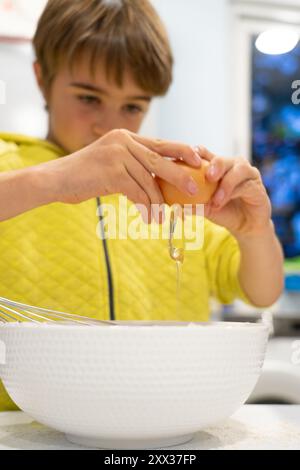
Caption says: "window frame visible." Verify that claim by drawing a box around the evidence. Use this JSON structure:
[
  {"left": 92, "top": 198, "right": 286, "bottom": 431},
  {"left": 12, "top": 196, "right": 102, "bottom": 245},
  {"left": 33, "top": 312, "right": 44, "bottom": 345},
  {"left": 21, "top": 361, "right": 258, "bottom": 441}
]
[{"left": 231, "top": 0, "right": 300, "bottom": 160}]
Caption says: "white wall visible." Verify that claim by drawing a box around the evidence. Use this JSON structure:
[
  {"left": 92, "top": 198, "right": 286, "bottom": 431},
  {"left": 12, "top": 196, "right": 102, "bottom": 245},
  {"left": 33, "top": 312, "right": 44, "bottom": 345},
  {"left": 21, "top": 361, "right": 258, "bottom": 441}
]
[
  {"left": 151, "top": 0, "right": 232, "bottom": 154},
  {"left": 0, "top": 42, "right": 47, "bottom": 137}
]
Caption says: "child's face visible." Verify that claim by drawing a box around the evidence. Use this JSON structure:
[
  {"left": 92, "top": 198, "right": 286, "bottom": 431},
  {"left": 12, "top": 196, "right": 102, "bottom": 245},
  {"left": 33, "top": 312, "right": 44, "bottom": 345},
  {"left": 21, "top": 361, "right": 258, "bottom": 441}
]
[{"left": 35, "top": 57, "right": 152, "bottom": 153}]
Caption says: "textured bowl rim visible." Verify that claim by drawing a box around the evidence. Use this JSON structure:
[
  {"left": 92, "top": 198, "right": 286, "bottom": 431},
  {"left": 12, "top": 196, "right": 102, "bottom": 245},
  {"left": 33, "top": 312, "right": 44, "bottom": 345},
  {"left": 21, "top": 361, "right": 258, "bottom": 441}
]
[{"left": 0, "top": 321, "right": 269, "bottom": 333}]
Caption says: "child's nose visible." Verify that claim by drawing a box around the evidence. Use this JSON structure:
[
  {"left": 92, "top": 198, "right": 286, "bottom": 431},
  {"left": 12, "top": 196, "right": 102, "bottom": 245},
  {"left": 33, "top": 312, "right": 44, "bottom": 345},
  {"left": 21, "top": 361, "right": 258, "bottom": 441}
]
[
  {"left": 92, "top": 125, "right": 105, "bottom": 139},
  {"left": 92, "top": 124, "right": 109, "bottom": 138},
  {"left": 92, "top": 123, "right": 117, "bottom": 139}
]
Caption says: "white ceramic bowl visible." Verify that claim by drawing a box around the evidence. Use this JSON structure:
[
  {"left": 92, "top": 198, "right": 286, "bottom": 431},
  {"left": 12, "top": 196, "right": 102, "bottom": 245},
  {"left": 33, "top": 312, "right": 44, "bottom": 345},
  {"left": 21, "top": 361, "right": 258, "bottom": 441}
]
[{"left": 0, "top": 321, "right": 268, "bottom": 449}]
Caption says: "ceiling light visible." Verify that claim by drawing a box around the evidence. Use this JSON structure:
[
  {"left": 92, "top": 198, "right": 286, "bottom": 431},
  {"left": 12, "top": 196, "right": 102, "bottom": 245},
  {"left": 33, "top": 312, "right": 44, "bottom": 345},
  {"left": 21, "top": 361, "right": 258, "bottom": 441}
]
[{"left": 255, "top": 28, "right": 299, "bottom": 55}]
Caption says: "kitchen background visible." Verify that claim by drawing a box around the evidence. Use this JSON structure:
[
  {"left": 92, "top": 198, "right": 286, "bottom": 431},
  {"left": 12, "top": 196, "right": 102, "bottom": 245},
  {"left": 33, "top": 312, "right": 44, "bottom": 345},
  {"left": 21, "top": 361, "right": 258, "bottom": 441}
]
[{"left": 0, "top": 0, "right": 300, "bottom": 403}]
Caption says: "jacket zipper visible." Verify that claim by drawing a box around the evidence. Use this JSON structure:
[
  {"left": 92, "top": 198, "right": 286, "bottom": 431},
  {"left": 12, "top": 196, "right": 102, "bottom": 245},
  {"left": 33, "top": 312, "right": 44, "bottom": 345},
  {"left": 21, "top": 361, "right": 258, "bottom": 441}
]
[{"left": 96, "top": 197, "right": 115, "bottom": 321}]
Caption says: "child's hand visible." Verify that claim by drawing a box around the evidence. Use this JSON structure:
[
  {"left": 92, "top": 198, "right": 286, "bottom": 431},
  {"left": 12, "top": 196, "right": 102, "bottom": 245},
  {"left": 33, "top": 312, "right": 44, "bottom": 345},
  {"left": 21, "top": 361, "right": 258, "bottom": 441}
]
[
  {"left": 46, "top": 129, "right": 202, "bottom": 223},
  {"left": 197, "top": 146, "right": 272, "bottom": 238}
]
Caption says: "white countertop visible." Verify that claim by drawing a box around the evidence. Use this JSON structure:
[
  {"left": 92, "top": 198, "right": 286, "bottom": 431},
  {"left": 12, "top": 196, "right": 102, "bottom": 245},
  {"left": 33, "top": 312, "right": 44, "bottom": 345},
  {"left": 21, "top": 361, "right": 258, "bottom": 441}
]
[{"left": 0, "top": 405, "right": 300, "bottom": 450}]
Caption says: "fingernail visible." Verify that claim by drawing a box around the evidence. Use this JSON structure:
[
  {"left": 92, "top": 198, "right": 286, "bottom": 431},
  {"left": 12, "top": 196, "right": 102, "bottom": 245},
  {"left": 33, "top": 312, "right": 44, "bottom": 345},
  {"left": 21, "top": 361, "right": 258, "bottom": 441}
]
[
  {"left": 208, "top": 164, "right": 217, "bottom": 179},
  {"left": 191, "top": 146, "right": 202, "bottom": 164},
  {"left": 194, "top": 145, "right": 204, "bottom": 156},
  {"left": 214, "top": 188, "right": 225, "bottom": 205},
  {"left": 194, "top": 152, "right": 202, "bottom": 164},
  {"left": 187, "top": 178, "right": 199, "bottom": 195}
]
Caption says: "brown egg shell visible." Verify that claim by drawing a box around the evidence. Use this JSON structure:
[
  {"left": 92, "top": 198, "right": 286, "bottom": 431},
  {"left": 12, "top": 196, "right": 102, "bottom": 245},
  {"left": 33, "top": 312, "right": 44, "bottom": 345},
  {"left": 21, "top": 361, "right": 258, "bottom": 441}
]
[{"left": 156, "top": 160, "right": 218, "bottom": 206}]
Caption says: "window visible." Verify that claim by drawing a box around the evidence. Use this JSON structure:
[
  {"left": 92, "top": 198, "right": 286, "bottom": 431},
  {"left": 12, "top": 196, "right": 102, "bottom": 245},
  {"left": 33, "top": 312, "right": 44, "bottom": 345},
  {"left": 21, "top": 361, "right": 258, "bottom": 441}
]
[
  {"left": 232, "top": 0, "right": 300, "bottom": 259},
  {"left": 252, "top": 38, "right": 300, "bottom": 258}
]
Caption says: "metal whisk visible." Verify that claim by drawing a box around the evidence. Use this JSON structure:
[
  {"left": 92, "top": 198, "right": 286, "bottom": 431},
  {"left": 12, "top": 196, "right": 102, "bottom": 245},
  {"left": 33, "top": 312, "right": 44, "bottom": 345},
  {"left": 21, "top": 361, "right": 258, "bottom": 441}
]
[{"left": 0, "top": 296, "right": 118, "bottom": 326}]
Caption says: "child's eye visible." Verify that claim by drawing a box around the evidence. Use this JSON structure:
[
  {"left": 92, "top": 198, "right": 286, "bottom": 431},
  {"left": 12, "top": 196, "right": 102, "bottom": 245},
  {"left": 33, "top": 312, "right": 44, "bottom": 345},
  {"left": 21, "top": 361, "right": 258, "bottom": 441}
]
[
  {"left": 124, "top": 104, "right": 143, "bottom": 115},
  {"left": 77, "top": 95, "right": 101, "bottom": 105}
]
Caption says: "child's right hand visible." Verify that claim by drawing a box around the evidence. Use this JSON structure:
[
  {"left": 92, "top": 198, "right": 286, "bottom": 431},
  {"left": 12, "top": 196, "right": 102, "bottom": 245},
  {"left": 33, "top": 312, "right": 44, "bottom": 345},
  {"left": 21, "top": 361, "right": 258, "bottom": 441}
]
[{"left": 43, "top": 129, "right": 202, "bottom": 223}]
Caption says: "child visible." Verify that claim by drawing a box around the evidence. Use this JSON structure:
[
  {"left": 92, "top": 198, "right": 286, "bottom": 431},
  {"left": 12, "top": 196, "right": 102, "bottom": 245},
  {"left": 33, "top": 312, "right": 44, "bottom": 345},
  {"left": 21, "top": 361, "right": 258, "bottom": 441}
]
[{"left": 0, "top": 0, "right": 283, "bottom": 411}]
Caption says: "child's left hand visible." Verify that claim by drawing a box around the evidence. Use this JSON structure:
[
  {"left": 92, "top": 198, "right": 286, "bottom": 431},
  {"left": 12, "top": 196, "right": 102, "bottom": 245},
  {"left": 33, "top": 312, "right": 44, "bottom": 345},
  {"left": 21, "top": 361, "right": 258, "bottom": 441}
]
[{"left": 197, "top": 146, "right": 272, "bottom": 238}]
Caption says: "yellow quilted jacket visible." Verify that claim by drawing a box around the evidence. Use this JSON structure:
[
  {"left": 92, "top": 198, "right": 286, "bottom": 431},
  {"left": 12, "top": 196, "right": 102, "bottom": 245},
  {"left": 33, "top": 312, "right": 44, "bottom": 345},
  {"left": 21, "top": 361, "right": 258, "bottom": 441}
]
[{"left": 0, "top": 133, "right": 252, "bottom": 411}]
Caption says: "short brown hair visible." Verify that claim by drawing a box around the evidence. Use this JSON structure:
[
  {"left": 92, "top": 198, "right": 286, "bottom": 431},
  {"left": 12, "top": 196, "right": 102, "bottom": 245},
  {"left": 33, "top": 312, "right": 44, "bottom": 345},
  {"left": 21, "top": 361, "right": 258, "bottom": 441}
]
[{"left": 33, "top": 0, "right": 173, "bottom": 96}]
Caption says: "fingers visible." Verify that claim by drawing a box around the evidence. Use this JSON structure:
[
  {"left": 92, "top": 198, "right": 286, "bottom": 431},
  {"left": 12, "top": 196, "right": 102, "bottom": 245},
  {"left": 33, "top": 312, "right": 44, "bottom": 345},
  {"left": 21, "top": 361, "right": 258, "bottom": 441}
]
[
  {"left": 126, "top": 137, "right": 199, "bottom": 197},
  {"left": 229, "top": 178, "right": 269, "bottom": 206},
  {"left": 194, "top": 146, "right": 215, "bottom": 162},
  {"left": 102, "top": 130, "right": 201, "bottom": 197},
  {"left": 128, "top": 132, "right": 202, "bottom": 167},
  {"left": 205, "top": 156, "right": 237, "bottom": 183},
  {"left": 125, "top": 158, "right": 165, "bottom": 224},
  {"left": 210, "top": 161, "right": 261, "bottom": 209},
  {"left": 102, "top": 131, "right": 265, "bottom": 221},
  {"left": 119, "top": 169, "right": 152, "bottom": 224}
]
